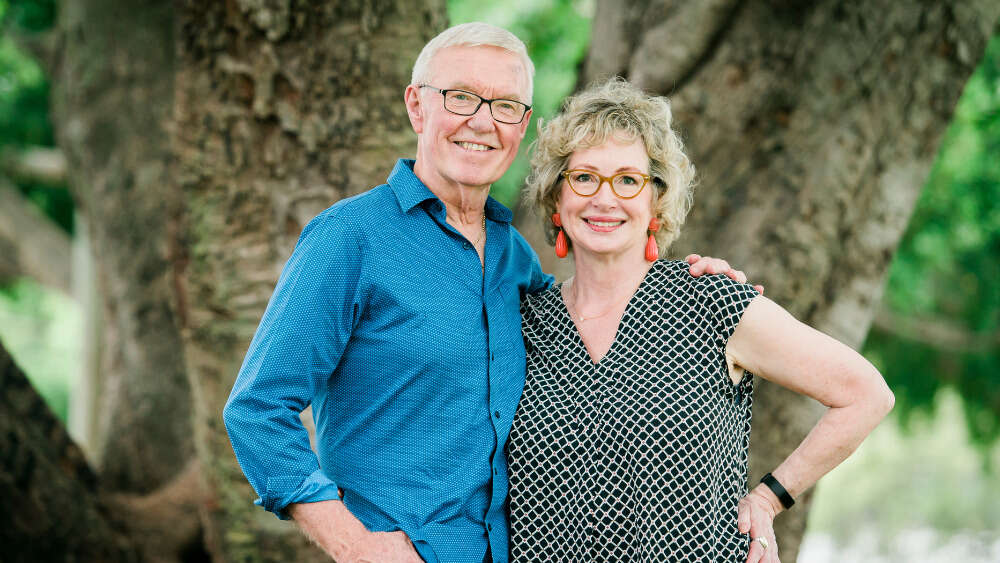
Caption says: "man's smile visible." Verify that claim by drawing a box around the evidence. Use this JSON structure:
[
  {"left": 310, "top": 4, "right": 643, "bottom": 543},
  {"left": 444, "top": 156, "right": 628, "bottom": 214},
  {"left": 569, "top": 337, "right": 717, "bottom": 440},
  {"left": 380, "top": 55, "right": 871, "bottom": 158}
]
[{"left": 455, "top": 140, "right": 495, "bottom": 152}]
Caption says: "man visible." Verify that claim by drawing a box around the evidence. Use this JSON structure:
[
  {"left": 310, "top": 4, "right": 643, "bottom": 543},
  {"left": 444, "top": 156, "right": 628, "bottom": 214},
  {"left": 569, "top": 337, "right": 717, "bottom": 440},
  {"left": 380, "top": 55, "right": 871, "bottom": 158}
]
[{"left": 223, "top": 22, "right": 744, "bottom": 563}]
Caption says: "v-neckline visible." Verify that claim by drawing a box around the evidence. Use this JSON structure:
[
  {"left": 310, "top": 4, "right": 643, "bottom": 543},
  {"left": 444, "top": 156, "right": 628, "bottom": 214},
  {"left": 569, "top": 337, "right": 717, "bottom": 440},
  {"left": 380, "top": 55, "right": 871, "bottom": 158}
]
[{"left": 559, "top": 262, "right": 658, "bottom": 366}]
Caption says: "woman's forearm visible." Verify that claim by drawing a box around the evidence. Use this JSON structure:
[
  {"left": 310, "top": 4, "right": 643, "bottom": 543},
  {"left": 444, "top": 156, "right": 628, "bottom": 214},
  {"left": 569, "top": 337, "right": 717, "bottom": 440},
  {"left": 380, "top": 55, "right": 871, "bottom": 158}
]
[
  {"left": 727, "top": 296, "right": 895, "bottom": 507},
  {"left": 768, "top": 381, "right": 894, "bottom": 501}
]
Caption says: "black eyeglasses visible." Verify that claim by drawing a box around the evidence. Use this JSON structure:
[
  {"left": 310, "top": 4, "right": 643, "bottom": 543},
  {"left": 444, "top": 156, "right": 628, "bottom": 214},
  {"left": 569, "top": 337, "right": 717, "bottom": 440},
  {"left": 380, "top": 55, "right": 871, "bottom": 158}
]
[{"left": 419, "top": 85, "right": 531, "bottom": 124}]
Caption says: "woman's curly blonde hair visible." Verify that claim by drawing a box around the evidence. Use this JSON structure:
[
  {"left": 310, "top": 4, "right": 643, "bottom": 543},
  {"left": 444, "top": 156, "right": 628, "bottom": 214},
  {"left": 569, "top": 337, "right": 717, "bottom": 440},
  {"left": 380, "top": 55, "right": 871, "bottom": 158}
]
[{"left": 524, "top": 77, "right": 695, "bottom": 256}]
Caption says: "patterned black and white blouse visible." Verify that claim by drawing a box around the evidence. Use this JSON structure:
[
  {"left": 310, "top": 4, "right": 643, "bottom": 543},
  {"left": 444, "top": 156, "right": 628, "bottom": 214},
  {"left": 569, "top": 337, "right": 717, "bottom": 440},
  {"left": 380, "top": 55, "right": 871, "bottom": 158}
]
[{"left": 507, "top": 259, "right": 760, "bottom": 562}]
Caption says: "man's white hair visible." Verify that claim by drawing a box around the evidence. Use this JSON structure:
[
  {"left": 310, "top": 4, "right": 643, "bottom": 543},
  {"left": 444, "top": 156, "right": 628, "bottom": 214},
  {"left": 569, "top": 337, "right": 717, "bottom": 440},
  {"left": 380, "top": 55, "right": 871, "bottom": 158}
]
[{"left": 411, "top": 22, "right": 535, "bottom": 101}]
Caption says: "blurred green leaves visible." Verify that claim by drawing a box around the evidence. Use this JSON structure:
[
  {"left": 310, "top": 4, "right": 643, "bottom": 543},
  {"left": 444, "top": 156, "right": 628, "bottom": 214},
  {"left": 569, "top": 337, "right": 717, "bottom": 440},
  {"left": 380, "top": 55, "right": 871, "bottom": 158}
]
[
  {"left": 1, "top": 0, "right": 55, "bottom": 32},
  {"left": 0, "top": 0, "right": 71, "bottom": 232},
  {"left": 449, "top": 0, "right": 594, "bottom": 206},
  {"left": 865, "top": 34, "right": 1000, "bottom": 445},
  {"left": 0, "top": 279, "right": 80, "bottom": 421},
  {"left": 0, "top": 1, "right": 52, "bottom": 147}
]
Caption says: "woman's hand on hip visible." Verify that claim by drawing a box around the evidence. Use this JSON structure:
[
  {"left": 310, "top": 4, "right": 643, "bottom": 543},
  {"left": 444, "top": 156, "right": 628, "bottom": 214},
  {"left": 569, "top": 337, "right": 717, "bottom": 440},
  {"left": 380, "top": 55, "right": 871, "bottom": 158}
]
[{"left": 738, "top": 485, "right": 782, "bottom": 563}]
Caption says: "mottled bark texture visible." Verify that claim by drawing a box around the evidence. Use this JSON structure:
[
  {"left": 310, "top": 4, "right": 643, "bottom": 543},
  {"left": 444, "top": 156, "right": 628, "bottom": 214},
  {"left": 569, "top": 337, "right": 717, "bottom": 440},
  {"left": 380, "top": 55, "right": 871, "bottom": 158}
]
[
  {"left": 568, "top": 0, "right": 1000, "bottom": 559},
  {"left": 0, "top": 340, "right": 137, "bottom": 562},
  {"left": 50, "top": 0, "right": 193, "bottom": 494},
  {"left": 171, "top": 1, "right": 446, "bottom": 559}
]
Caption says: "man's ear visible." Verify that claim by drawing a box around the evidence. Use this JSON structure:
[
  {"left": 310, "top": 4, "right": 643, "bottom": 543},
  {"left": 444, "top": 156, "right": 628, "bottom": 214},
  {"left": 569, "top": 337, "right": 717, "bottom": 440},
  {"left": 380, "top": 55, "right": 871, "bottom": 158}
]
[
  {"left": 516, "top": 108, "right": 532, "bottom": 138},
  {"left": 404, "top": 85, "right": 425, "bottom": 134}
]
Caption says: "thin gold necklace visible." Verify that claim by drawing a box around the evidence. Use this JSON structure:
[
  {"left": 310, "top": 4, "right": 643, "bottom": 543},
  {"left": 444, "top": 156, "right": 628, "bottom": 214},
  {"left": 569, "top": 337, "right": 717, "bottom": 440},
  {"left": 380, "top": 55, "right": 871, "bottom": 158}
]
[
  {"left": 565, "top": 280, "right": 633, "bottom": 322},
  {"left": 473, "top": 213, "right": 486, "bottom": 246}
]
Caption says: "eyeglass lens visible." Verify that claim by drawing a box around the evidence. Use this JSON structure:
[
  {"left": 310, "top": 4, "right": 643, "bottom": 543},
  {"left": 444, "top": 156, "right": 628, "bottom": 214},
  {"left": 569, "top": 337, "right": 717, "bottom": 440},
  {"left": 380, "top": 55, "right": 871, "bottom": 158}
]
[
  {"left": 443, "top": 90, "right": 527, "bottom": 123},
  {"left": 565, "top": 170, "right": 647, "bottom": 198}
]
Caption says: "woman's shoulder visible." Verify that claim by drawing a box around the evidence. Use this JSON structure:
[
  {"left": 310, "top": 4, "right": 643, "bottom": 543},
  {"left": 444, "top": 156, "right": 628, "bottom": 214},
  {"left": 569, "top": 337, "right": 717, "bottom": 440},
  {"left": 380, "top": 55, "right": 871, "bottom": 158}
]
[
  {"left": 651, "top": 258, "right": 749, "bottom": 292},
  {"left": 519, "top": 282, "right": 566, "bottom": 337},
  {"left": 521, "top": 282, "right": 563, "bottom": 312},
  {"left": 645, "top": 259, "right": 700, "bottom": 291}
]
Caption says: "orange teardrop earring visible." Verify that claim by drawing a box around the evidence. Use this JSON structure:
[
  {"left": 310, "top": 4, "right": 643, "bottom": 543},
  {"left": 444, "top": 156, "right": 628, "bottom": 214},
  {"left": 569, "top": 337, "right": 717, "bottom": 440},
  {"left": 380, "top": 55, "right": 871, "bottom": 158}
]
[
  {"left": 645, "top": 218, "right": 660, "bottom": 262},
  {"left": 552, "top": 213, "right": 569, "bottom": 258}
]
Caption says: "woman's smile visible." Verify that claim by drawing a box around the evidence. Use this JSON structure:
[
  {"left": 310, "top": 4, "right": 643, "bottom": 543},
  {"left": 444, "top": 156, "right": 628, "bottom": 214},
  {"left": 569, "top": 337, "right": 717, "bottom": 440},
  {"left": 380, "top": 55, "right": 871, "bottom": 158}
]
[{"left": 582, "top": 216, "right": 627, "bottom": 231}]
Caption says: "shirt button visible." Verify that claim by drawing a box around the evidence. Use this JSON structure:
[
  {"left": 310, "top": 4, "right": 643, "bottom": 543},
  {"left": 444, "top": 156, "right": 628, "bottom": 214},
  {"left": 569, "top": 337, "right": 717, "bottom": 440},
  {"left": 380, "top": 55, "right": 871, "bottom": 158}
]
[
  {"left": 463, "top": 242, "right": 471, "bottom": 249},
  {"left": 494, "top": 411, "right": 500, "bottom": 419}
]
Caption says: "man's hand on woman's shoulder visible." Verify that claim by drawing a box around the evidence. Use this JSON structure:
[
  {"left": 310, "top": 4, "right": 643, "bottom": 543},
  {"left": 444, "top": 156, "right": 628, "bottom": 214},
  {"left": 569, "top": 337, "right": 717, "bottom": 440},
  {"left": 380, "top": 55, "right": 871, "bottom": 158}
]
[{"left": 685, "top": 254, "right": 765, "bottom": 294}]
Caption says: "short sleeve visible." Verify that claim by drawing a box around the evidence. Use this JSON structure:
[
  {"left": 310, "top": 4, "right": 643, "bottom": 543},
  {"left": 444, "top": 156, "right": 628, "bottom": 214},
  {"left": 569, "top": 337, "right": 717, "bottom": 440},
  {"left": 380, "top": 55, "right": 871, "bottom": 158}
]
[{"left": 692, "top": 274, "right": 760, "bottom": 345}]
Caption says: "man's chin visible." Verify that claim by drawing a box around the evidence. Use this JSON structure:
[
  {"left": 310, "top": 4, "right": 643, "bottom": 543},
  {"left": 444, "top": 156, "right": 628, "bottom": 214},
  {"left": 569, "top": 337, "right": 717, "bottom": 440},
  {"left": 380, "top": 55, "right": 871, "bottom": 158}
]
[{"left": 452, "top": 170, "right": 503, "bottom": 190}]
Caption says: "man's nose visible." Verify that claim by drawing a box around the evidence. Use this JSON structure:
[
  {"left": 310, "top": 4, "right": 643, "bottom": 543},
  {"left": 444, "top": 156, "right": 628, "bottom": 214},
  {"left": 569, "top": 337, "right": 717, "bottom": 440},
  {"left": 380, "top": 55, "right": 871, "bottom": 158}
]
[{"left": 467, "top": 101, "right": 496, "bottom": 130}]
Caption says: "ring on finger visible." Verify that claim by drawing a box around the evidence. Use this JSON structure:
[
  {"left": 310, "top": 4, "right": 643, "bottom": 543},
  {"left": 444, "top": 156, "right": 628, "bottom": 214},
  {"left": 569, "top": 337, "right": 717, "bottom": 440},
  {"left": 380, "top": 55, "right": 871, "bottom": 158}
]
[{"left": 754, "top": 536, "right": 769, "bottom": 550}]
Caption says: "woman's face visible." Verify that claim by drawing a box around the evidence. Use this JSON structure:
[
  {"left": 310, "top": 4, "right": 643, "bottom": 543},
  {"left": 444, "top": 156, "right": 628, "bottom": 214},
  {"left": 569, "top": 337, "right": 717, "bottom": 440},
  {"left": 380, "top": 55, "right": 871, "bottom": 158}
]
[{"left": 557, "top": 135, "right": 655, "bottom": 261}]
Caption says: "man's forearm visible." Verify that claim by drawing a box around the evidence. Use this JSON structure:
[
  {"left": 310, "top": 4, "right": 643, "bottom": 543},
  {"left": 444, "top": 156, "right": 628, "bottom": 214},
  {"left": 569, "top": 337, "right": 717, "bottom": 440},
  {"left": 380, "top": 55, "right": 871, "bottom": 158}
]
[{"left": 288, "top": 499, "right": 368, "bottom": 559}]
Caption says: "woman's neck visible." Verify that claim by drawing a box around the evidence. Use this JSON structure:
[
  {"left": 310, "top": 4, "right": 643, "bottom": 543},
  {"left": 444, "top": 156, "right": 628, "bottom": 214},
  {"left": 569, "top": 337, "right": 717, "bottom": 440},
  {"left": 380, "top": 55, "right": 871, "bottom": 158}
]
[{"left": 569, "top": 251, "right": 654, "bottom": 308}]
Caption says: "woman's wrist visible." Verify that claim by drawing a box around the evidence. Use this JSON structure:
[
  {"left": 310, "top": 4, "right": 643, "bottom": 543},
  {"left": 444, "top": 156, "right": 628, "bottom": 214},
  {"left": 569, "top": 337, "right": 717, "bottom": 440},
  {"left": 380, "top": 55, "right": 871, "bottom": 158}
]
[{"left": 750, "top": 483, "right": 785, "bottom": 516}]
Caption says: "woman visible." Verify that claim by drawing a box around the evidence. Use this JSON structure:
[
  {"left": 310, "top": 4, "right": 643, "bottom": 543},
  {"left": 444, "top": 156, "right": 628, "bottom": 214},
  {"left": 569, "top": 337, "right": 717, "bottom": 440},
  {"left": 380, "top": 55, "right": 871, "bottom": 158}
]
[{"left": 506, "top": 78, "right": 894, "bottom": 562}]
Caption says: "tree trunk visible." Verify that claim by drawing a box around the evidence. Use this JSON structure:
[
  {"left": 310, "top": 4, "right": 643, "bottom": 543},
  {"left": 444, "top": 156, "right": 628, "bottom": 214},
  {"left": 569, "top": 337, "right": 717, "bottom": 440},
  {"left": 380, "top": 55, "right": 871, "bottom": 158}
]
[
  {"left": 0, "top": 339, "right": 137, "bottom": 562},
  {"left": 570, "top": 0, "right": 1000, "bottom": 559},
  {"left": 50, "top": 0, "right": 193, "bottom": 494},
  {"left": 170, "top": 1, "right": 446, "bottom": 559}
]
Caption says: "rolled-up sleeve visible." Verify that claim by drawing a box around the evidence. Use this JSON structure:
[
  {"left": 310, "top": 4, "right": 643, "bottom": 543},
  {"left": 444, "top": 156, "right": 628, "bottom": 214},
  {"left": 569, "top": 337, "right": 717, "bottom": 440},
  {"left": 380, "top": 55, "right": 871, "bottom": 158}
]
[{"left": 223, "top": 208, "right": 366, "bottom": 519}]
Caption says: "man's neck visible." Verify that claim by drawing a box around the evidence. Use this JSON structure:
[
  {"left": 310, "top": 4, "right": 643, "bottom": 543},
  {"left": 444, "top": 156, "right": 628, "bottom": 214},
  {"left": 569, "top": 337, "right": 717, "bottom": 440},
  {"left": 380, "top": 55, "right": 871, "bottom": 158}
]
[
  {"left": 436, "top": 184, "right": 489, "bottom": 226},
  {"left": 413, "top": 163, "right": 490, "bottom": 226}
]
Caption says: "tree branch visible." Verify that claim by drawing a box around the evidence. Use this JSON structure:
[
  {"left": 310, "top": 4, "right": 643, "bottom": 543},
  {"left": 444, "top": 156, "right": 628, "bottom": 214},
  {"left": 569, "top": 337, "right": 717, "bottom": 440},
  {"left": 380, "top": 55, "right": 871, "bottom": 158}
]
[
  {"left": 0, "top": 146, "right": 68, "bottom": 186},
  {"left": 0, "top": 338, "right": 137, "bottom": 561},
  {"left": 0, "top": 178, "right": 72, "bottom": 293},
  {"left": 628, "top": 0, "right": 741, "bottom": 92},
  {"left": 871, "top": 307, "right": 1000, "bottom": 355},
  {"left": 0, "top": 338, "right": 209, "bottom": 561}
]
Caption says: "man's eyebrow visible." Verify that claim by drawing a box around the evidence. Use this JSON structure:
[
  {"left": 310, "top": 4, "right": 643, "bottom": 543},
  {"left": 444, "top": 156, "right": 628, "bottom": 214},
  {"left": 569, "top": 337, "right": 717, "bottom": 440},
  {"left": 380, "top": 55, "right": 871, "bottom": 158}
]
[{"left": 449, "top": 83, "right": 525, "bottom": 103}]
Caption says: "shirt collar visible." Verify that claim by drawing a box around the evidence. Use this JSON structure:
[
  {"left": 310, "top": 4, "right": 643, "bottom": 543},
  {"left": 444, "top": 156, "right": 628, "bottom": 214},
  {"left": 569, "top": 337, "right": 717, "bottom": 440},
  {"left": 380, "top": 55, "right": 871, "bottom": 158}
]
[{"left": 388, "top": 159, "right": 513, "bottom": 224}]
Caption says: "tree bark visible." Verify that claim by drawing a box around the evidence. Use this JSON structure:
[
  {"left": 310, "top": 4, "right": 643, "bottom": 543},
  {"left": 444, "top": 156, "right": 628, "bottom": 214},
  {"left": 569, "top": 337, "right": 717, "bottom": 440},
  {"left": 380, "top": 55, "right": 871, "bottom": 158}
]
[
  {"left": 0, "top": 339, "right": 137, "bottom": 562},
  {"left": 569, "top": 0, "right": 1000, "bottom": 559},
  {"left": 170, "top": 1, "right": 446, "bottom": 559},
  {"left": 1, "top": 337, "right": 211, "bottom": 562},
  {"left": 50, "top": 0, "right": 193, "bottom": 494}
]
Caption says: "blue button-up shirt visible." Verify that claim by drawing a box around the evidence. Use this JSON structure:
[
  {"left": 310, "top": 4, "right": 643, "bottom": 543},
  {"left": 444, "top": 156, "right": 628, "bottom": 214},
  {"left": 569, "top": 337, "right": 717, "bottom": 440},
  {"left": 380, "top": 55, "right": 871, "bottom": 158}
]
[{"left": 223, "top": 159, "right": 552, "bottom": 563}]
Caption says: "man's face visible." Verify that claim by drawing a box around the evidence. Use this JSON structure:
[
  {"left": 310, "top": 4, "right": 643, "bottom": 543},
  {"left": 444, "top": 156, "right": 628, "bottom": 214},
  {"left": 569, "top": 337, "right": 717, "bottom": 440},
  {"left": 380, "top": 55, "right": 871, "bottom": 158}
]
[{"left": 405, "top": 45, "right": 532, "bottom": 192}]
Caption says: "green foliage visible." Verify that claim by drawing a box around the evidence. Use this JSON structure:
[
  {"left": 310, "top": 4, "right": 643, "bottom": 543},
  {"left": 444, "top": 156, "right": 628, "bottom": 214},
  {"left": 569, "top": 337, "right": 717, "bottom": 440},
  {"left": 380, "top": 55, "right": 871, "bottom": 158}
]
[
  {"left": 0, "top": 17, "right": 51, "bottom": 146},
  {"left": 449, "top": 0, "right": 593, "bottom": 206},
  {"left": 865, "top": 34, "right": 1000, "bottom": 445},
  {"left": 0, "top": 0, "right": 72, "bottom": 232},
  {"left": 808, "top": 390, "right": 1000, "bottom": 544},
  {"left": 2, "top": 0, "right": 56, "bottom": 32},
  {"left": 0, "top": 279, "right": 81, "bottom": 422}
]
